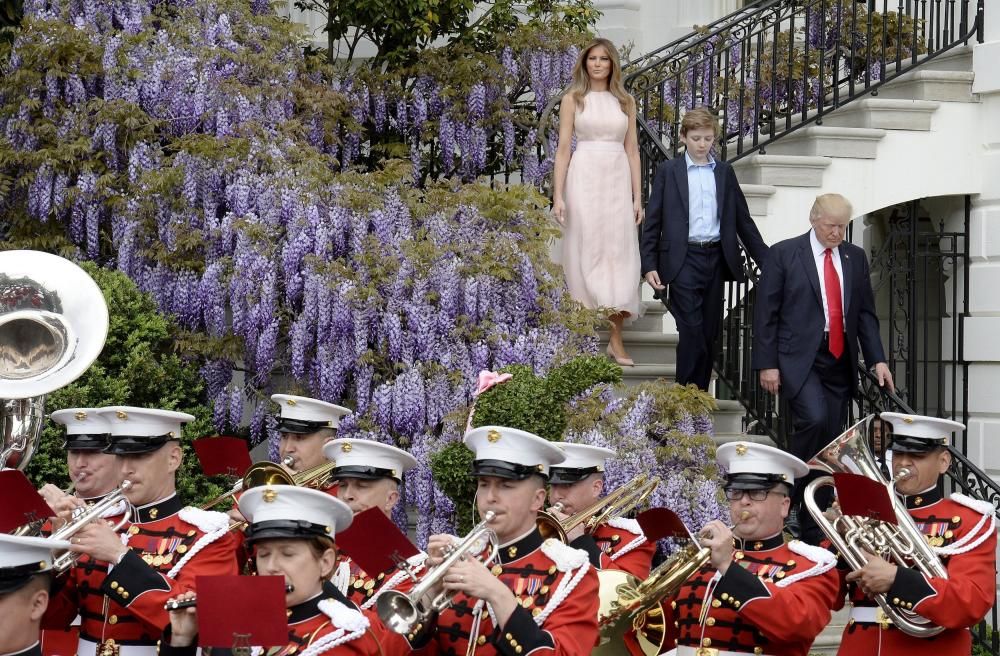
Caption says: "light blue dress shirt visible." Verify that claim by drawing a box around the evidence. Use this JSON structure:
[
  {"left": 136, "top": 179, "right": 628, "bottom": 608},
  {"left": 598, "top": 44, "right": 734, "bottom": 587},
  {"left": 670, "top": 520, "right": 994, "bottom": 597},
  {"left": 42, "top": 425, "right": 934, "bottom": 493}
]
[{"left": 685, "top": 151, "right": 719, "bottom": 242}]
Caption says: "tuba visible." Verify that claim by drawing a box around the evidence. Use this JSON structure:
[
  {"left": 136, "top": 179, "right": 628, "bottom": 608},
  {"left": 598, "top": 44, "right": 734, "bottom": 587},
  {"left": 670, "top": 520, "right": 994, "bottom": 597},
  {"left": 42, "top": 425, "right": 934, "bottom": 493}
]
[
  {"left": 536, "top": 473, "right": 661, "bottom": 542},
  {"left": 377, "top": 511, "right": 499, "bottom": 637},
  {"left": 0, "top": 251, "right": 108, "bottom": 471},
  {"left": 804, "top": 415, "right": 948, "bottom": 638}
]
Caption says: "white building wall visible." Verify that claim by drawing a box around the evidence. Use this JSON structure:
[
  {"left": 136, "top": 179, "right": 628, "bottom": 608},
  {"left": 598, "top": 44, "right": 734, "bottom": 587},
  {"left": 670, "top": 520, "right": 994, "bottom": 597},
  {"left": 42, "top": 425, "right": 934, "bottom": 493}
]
[{"left": 967, "top": 7, "right": 1000, "bottom": 482}]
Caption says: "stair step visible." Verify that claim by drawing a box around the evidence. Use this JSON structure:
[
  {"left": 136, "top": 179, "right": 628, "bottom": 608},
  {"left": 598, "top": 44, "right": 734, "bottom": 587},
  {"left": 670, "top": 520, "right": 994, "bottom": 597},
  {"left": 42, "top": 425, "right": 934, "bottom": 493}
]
[
  {"left": 619, "top": 364, "right": 678, "bottom": 387},
  {"left": 628, "top": 300, "right": 667, "bottom": 332},
  {"left": 764, "top": 126, "right": 886, "bottom": 159},
  {"left": 712, "top": 432, "right": 777, "bottom": 448},
  {"left": 710, "top": 399, "right": 745, "bottom": 435},
  {"left": 740, "top": 184, "right": 776, "bottom": 216},
  {"left": 732, "top": 155, "right": 831, "bottom": 187},
  {"left": 821, "top": 98, "right": 940, "bottom": 131},
  {"left": 876, "top": 69, "right": 976, "bottom": 103},
  {"left": 601, "top": 331, "right": 678, "bottom": 365}
]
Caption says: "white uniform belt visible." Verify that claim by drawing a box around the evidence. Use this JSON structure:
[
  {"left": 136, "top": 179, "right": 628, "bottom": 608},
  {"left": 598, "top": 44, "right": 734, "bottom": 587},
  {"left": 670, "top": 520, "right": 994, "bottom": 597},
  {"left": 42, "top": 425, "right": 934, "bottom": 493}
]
[
  {"left": 78, "top": 637, "right": 158, "bottom": 656},
  {"left": 674, "top": 646, "right": 776, "bottom": 656},
  {"left": 849, "top": 606, "right": 893, "bottom": 625},
  {"left": 574, "top": 140, "right": 625, "bottom": 152}
]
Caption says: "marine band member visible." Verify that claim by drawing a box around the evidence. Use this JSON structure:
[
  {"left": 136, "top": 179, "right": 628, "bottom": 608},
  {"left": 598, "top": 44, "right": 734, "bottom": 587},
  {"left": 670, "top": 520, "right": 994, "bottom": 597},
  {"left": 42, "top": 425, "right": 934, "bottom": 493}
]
[
  {"left": 42, "top": 407, "right": 238, "bottom": 656},
  {"left": 0, "top": 534, "right": 72, "bottom": 656},
  {"left": 836, "top": 413, "right": 997, "bottom": 656},
  {"left": 547, "top": 442, "right": 655, "bottom": 578},
  {"left": 40, "top": 408, "right": 123, "bottom": 521},
  {"left": 324, "top": 438, "right": 424, "bottom": 610},
  {"left": 272, "top": 394, "right": 350, "bottom": 487},
  {"left": 405, "top": 425, "right": 600, "bottom": 655},
  {"left": 665, "top": 442, "right": 840, "bottom": 656},
  {"left": 163, "top": 485, "right": 403, "bottom": 655}
]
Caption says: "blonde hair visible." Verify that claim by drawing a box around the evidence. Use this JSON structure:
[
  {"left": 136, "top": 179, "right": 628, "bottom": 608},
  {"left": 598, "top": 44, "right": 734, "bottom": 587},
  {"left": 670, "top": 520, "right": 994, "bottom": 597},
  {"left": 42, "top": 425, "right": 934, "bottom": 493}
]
[
  {"left": 809, "top": 194, "right": 853, "bottom": 223},
  {"left": 681, "top": 107, "right": 721, "bottom": 138},
  {"left": 567, "top": 38, "right": 633, "bottom": 114}
]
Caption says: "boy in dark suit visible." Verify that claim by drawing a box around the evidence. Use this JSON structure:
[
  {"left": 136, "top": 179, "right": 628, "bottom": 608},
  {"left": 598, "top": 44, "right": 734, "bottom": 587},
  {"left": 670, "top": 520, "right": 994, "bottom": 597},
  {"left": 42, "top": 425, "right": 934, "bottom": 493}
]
[{"left": 640, "top": 107, "right": 769, "bottom": 390}]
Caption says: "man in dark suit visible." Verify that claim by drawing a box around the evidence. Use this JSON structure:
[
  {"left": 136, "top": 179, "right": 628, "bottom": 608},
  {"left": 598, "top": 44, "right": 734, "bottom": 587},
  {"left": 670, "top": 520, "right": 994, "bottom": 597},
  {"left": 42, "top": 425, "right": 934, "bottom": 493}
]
[
  {"left": 752, "top": 193, "right": 894, "bottom": 540},
  {"left": 640, "top": 107, "right": 769, "bottom": 390}
]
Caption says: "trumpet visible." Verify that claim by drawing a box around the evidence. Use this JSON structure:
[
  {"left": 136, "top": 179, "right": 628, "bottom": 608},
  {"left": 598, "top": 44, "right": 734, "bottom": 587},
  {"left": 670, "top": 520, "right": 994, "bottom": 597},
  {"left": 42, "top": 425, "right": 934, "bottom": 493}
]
[
  {"left": 537, "top": 474, "right": 661, "bottom": 542},
  {"left": 377, "top": 511, "right": 499, "bottom": 636},
  {"left": 165, "top": 583, "right": 295, "bottom": 610},
  {"left": 49, "top": 480, "right": 133, "bottom": 573},
  {"left": 805, "top": 416, "right": 948, "bottom": 638}
]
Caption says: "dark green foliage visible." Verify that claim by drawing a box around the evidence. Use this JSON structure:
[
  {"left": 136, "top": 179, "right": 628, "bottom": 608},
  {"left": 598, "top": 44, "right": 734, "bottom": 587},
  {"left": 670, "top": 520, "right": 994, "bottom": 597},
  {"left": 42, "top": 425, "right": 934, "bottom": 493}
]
[
  {"left": 23, "top": 262, "right": 223, "bottom": 505},
  {"left": 429, "top": 438, "right": 477, "bottom": 533},
  {"left": 470, "top": 355, "right": 621, "bottom": 441},
  {"left": 432, "top": 354, "right": 621, "bottom": 533}
]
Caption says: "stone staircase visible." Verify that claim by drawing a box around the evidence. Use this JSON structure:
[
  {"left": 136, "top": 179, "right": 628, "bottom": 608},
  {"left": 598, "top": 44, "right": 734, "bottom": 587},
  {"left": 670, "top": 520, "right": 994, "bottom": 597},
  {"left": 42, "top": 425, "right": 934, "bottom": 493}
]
[{"left": 612, "top": 45, "right": 979, "bottom": 451}]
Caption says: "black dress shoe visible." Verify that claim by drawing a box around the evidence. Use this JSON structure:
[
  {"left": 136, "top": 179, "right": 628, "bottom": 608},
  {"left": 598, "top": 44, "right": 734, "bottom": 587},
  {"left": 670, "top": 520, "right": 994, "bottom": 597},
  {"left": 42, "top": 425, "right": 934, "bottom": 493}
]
[{"left": 784, "top": 506, "right": 802, "bottom": 539}]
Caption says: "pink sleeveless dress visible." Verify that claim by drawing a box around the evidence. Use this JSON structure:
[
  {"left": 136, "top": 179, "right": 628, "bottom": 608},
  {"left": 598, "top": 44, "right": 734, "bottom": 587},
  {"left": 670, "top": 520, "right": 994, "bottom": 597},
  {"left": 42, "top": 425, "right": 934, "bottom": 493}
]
[{"left": 560, "top": 91, "right": 641, "bottom": 319}]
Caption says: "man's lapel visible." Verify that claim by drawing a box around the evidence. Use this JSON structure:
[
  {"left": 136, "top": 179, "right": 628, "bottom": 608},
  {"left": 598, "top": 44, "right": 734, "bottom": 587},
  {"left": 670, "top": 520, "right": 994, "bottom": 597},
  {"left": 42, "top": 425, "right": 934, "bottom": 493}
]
[
  {"left": 672, "top": 157, "right": 690, "bottom": 220},
  {"left": 841, "top": 244, "right": 853, "bottom": 314},
  {"left": 714, "top": 161, "right": 726, "bottom": 221},
  {"left": 796, "top": 233, "right": 823, "bottom": 306}
]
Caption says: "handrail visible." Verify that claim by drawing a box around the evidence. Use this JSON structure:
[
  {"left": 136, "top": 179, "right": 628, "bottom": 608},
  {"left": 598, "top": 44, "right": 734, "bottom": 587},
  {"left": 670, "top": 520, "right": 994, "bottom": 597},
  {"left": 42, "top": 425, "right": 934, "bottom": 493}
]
[
  {"left": 626, "top": 0, "right": 985, "bottom": 164},
  {"left": 625, "top": 0, "right": 782, "bottom": 72}
]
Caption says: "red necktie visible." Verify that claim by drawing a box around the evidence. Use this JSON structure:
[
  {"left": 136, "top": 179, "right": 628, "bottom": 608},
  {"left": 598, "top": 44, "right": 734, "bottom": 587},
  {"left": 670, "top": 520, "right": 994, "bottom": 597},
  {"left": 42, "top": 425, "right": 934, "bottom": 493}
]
[{"left": 824, "top": 248, "right": 844, "bottom": 358}]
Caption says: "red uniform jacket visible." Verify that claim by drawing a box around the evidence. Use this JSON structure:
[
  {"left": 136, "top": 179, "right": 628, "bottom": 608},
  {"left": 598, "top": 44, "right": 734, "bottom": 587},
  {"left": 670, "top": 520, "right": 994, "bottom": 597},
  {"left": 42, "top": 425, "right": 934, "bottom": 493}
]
[
  {"left": 157, "top": 582, "right": 403, "bottom": 655},
  {"left": 570, "top": 517, "right": 656, "bottom": 579},
  {"left": 332, "top": 552, "right": 424, "bottom": 612},
  {"left": 42, "top": 495, "right": 238, "bottom": 653},
  {"left": 405, "top": 528, "right": 599, "bottom": 656},
  {"left": 664, "top": 533, "right": 840, "bottom": 656},
  {"left": 837, "top": 488, "right": 997, "bottom": 655}
]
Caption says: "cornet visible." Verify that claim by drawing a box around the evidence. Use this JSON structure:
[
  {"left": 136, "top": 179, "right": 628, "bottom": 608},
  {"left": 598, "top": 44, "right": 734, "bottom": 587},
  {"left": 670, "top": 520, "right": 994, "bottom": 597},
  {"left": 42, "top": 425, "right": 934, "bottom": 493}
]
[
  {"left": 377, "top": 511, "right": 499, "bottom": 636},
  {"left": 48, "top": 480, "right": 133, "bottom": 573}
]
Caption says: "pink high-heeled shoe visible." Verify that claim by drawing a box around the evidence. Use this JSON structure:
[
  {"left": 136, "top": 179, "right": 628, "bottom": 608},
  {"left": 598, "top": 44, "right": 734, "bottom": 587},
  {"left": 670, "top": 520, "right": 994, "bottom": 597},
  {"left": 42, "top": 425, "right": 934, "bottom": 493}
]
[{"left": 606, "top": 343, "right": 634, "bottom": 367}]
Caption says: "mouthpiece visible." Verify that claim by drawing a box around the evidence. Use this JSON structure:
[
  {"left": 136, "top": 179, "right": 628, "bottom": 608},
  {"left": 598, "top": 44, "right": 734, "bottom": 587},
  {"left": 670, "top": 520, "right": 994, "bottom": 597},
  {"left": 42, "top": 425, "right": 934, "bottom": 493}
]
[
  {"left": 165, "top": 583, "right": 295, "bottom": 610},
  {"left": 740, "top": 510, "right": 751, "bottom": 521}
]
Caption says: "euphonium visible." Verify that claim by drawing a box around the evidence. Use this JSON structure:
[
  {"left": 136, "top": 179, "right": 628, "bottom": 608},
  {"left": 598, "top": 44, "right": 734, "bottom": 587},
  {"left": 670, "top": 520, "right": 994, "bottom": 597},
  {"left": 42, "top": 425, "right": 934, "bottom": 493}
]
[
  {"left": 376, "top": 511, "right": 499, "bottom": 637},
  {"left": 0, "top": 251, "right": 108, "bottom": 471},
  {"left": 225, "top": 459, "right": 340, "bottom": 532},
  {"left": 48, "top": 480, "right": 134, "bottom": 573},
  {"left": 804, "top": 415, "right": 948, "bottom": 638},
  {"left": 537, "top": 473, "right": 661, "bottom": 542},
  {"left": 200, "top": 456, "right": 296, "bottom": 511},
  {"left": 596, "top": 540, "right": 711, "bottom": 656}
]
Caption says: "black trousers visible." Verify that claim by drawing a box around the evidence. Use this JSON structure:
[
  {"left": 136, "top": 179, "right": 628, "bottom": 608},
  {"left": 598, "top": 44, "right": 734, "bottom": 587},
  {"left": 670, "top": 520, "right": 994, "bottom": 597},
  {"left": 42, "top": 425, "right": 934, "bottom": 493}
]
[
  {"left": 668, "top": 244, "right": 724, "bottom": 391},
  {"left": 787, "top": 336, "right": 852, "bottom": 544}
]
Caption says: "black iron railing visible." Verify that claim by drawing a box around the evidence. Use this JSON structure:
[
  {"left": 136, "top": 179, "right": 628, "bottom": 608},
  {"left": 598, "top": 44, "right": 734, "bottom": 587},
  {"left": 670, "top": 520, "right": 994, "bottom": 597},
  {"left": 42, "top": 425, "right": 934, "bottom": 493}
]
[{"left": 625, "top": 0, "right": 985, "bottom": 197}]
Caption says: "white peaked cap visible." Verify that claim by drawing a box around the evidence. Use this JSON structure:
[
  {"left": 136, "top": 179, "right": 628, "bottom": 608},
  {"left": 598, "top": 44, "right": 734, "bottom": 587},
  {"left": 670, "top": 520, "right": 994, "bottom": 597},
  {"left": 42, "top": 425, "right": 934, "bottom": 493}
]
[
  {"left": 717, "top": 442, "right": 809, "bottom": 487},
  {"left": 271, "top": 394, "right": 351, "bottom": 431},
  {"left": 554, "top": 443, "right": 616, "bottom": 470},
  {"left": 50, "top": 408, "right": 111, "bottom": 435},
  {"left": 0, "top": 533, "right": 71, "bottom": 593},
  {"left": 880, "top": 412, "right": 965, "bottom": 440},
  {"left": 323, "top": 438, "right": 417, "bottom": 482},
  {"left": 98, "top": 406, "right": 195, "bottom": 437},
  {"left": 463, "top": 425, "right": 566, "bottom": 479},
  {"left": 239, "top": 485, "right": 353, "bottom": 542}
]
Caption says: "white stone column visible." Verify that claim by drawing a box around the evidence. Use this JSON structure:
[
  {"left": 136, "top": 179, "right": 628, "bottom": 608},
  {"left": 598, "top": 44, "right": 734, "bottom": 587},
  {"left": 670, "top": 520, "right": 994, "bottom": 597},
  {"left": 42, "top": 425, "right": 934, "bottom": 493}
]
[{"left": 964, "top": 3, "right": 1000, "bottom": 480}]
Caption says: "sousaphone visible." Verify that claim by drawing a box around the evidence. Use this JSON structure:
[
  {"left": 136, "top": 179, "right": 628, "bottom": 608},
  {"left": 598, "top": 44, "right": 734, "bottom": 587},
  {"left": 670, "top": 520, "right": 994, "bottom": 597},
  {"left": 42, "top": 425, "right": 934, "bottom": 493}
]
[{"left": 0, "top": 250, "right": 108, "bottom": 470}]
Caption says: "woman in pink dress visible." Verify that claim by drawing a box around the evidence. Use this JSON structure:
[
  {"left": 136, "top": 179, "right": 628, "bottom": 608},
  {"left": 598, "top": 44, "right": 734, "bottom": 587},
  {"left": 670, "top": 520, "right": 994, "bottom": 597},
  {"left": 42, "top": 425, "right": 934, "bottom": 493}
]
[{"left": 552, "top": 38, "right": 643, "bottom": 366}]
